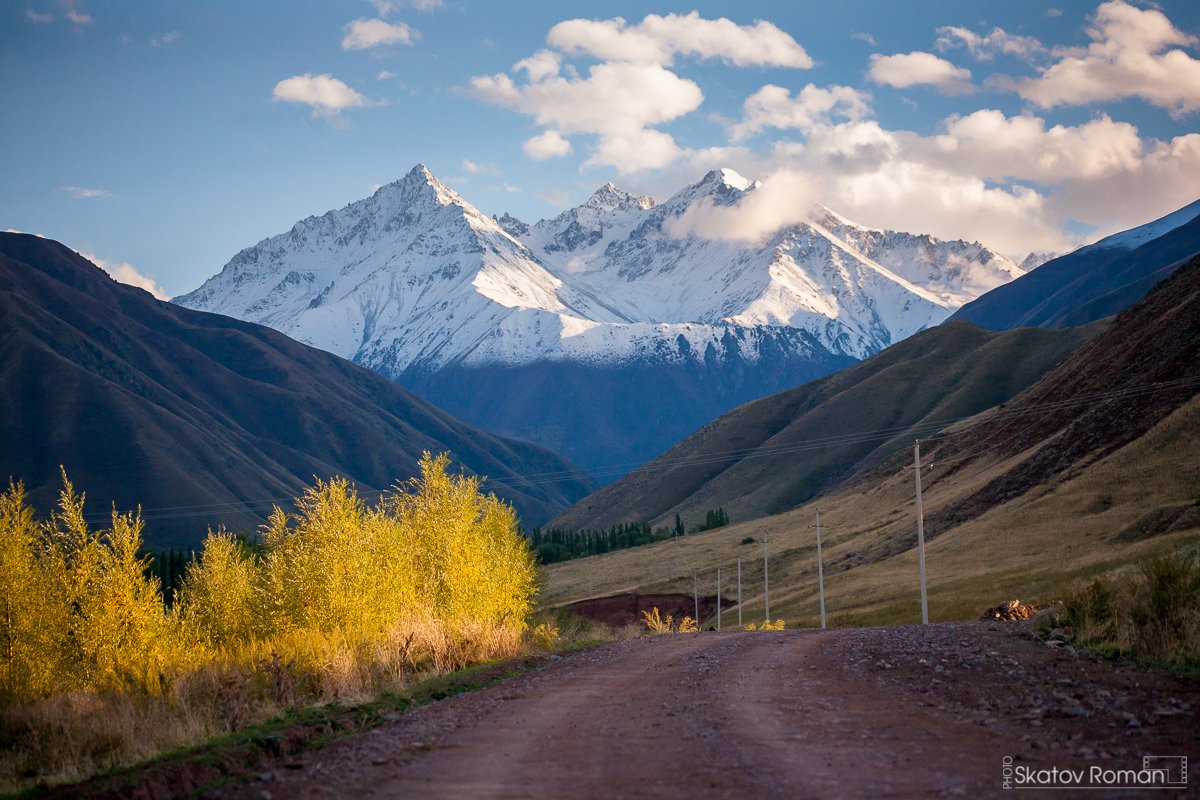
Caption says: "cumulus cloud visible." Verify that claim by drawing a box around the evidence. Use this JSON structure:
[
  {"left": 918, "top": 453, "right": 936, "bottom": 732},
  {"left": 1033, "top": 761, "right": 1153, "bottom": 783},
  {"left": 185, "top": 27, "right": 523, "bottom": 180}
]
[
  {"left": 664, "top": 170, "right": 824, "bottom": 242},
  {"left": 747, "top": 106, "right": 1200, "bottom": 254},
  {"left": 523, "top": 130, "right": 572, "bottom": 160},
  {"left": 469, "top": 12, "right": 813, "bottom": 172},
  {"left": 935, "top": 25, "right": 1046, "bottom": 61},
  {"left": 868, "top": 51, "right": 973, "bottom": 93},
  {"left": 470, "top": 61, "right": 702, "bottom": 172},
  {"left": 61, "top": 185, "right": 112, "bottom": 199},
  {"left": 514, "top": 50, "right": 561, "bottom": 82},
  {"left": 272, "top": 73, "right": 372, "bottom": 122},
  {"left": 1011, "top": 0, "right": 1200, "bottom": 115},
  {"left": 81, "top": 252, "right": 170, "bottom": 301},
  {"left": 547, "top": 12, "right": 813, "bottom": 68},
  {"left": 342, "top": 18, "right": 418, "bottom": 50},
  {"left": 923, "top": 110, "right": 1143, "bottom": 181},
  {"left": 729, "top": 84, "right": 870, "bottom": 142}
]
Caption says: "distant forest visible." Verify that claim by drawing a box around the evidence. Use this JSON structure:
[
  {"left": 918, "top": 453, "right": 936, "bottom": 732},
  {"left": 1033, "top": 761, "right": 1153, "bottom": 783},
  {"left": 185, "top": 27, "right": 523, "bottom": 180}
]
[{"left": 529, "top": 508, "right": 730, "bottom": 564}]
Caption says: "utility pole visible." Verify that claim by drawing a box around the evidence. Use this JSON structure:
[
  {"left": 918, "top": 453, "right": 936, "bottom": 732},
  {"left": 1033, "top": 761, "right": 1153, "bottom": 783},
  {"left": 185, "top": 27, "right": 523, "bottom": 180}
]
[
  {"left": 814, "top": 509, "right": 827, "bottom": 629},
  {"left": 914, "top": 440, "right": 929, "bottom": 625},
  {"left": 737, "top": 556, "right": 743, "bottom": 626},
  {"left": 716, "top": 568, "right": 721, "bottom": 631},
  {"left": 693, "top": 573, "right": 699, "bottom": 626},
  {"left": 763, "top": 536, "right": 770, "bottom": 622}
]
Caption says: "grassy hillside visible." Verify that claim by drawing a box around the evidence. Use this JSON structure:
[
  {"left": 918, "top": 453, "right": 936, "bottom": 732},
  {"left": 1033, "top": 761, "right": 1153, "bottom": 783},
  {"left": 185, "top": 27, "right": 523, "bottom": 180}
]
[
  {"left": 543, "top": 255, "right": 1200, "bottom": 627},
  {"left": 552, "top": 322, "right": 1093, "bottom": 532},
  {"left": 0, "top": 233, "right": 595, "bottom": 545}
]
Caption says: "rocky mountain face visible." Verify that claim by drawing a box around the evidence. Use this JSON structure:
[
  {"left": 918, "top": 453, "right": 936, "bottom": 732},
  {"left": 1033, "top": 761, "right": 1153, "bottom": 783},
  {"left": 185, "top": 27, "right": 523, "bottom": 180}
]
[
  {"left": 176, "top": 164, "right": 1025, "bottom": 477},
  {"left": 0, "top": 232, "right": 594, "bottom": 546}
]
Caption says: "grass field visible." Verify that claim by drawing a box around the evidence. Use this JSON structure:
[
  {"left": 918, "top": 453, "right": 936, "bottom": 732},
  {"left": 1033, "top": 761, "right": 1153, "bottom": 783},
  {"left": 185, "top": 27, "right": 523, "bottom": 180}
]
[{"left": 542, "top": 395, "right": 1200, "bottom": 628}]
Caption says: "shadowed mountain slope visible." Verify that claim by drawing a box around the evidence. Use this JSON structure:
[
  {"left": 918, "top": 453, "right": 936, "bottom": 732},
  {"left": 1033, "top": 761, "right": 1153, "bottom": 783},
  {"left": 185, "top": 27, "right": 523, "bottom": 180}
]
[
  {"left": 948, "top": 201, "right": 1200, "bottom": 331},
  {"left": 0, "top": 233, "right": 595, "bottom": 546},
  {"left": 550, "top": 320, "right": 1094, "bottom": 532}
]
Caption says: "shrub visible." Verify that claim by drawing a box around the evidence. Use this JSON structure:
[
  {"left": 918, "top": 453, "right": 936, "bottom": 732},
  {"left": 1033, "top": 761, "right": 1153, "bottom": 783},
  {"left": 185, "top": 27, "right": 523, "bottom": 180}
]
[{"left": 1058, "top": 551, "right": 1200, "bottom": 666}]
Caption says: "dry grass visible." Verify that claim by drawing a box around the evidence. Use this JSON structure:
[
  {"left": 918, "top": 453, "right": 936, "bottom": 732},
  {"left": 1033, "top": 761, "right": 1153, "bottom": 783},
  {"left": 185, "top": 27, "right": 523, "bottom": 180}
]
[
  {"left": 543, "top": 395, "right": 1200, "bottom": 630},
  {"left": 0, "top": 618, "right": 534, "bottom": 794}
]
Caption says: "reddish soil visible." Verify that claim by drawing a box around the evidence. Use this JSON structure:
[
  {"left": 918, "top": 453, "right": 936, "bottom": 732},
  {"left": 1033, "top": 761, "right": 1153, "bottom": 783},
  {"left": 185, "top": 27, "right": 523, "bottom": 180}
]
[
  {"left": 192, "top": 622, "right": 1198, "bottom": 799},
  {"left": 568, "top": 592, "right": 735, "bottom": 627}
]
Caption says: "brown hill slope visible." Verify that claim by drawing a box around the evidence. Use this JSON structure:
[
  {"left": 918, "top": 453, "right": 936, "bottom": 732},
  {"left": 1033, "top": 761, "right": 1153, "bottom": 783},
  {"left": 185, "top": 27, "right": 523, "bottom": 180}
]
[
  {"left": 551, "top": 321, "right": 1093, "bottom": 532},
  {"left": 542, "top": 255, "right": 1200, "bottom": 624},
  {"left": 0, "top": 233, "right": 595, "bottom": 546}
]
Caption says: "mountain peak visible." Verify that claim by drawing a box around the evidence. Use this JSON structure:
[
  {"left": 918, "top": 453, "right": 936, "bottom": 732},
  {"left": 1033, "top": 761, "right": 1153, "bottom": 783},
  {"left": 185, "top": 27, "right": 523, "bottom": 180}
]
[
  {"left": 700, "top": 168, "right": 752, "bottom": 192},
  {"left": 372, "top": 163, "right": 462, "bottom": 209},
  {"left": 583, "top": 182, "right": 655, "bottom": 212}
]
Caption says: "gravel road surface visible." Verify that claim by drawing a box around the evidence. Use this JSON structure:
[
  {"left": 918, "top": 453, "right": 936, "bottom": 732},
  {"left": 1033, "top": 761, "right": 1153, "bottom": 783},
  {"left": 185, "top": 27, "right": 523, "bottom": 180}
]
[{"left": 224, "top": 623, "right": 1199, "bottom": 799}]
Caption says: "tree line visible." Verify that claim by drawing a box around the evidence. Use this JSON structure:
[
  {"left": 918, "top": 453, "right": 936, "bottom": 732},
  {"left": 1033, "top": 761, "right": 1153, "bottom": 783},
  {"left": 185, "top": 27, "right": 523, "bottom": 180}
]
[{"left": 528, "top": 507, "right": 731, "bottom": 565}]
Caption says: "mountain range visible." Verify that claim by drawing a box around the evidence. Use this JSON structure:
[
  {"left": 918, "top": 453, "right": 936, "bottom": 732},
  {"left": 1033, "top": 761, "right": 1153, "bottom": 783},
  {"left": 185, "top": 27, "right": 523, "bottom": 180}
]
[
  {"left": 0, "top": 233, "right": 594, "bottom": 547},
  {"left": 176, "top": 164, "right": 1026, "bottom": 476},
  {"left": 553, "top": 191, "right": 1200, "bottom": 530}
]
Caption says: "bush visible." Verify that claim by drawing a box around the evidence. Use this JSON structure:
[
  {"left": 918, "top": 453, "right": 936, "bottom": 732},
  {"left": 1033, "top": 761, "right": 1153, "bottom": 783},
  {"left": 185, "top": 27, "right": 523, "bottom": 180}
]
[
  {"left": 1058, "top": 551, "right": 1200, "bottom": 667},
  {"left": 0, "top": 454, "right": 540, "bottom": 791}
]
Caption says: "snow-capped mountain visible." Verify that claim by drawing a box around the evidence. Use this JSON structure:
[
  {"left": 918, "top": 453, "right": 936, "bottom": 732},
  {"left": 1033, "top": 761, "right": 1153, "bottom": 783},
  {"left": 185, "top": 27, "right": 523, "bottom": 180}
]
[{"left": 176, "top": 163, "right": 1025, "bottom": 478}]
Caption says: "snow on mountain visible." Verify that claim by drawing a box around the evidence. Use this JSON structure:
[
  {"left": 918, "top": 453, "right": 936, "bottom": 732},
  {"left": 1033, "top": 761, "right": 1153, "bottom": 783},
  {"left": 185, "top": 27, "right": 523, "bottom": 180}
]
[
  {"left": 177, "top": 163, "right": 1024, "bottom": 376},
  {"left": 1077, "top": 197, "right": 1200, "bottom": 254}
]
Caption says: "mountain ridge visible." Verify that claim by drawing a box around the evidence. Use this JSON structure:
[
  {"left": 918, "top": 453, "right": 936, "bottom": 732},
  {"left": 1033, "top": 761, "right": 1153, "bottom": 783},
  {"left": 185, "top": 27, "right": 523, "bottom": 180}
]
[
  {"left": 0, "top": 232, "right": 595, "bottom": 546},
  {"left": 175, "top": 164, "right": 1028, "bottom": 475}
]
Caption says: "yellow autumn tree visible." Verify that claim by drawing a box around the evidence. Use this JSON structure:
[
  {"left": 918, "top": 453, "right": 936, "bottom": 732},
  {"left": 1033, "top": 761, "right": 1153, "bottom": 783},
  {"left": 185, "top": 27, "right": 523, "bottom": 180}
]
[
  {"left": 0, "top": 481, "right": 69, "bottom": 699},
  {"left": 388, "top": 453, "right": 536, "bottom": 629},
  {"left": 259, "top": 477, "right": 380, "bottom": 636},
  {"left": 177, "top": 528, "right": 258, "bottom": 647}
]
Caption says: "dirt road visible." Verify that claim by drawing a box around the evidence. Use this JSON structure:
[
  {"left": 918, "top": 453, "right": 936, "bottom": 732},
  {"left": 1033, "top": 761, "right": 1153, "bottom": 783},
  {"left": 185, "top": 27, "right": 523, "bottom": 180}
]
[{"left": 221, "top": 623, "right": 1198, "bottom": 799}]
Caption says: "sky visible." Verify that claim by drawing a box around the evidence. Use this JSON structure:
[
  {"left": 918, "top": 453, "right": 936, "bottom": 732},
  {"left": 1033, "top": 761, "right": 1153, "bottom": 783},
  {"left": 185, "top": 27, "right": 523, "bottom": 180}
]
[{"left": 2, "top": 0, "right": 1199, "bottom": 298}]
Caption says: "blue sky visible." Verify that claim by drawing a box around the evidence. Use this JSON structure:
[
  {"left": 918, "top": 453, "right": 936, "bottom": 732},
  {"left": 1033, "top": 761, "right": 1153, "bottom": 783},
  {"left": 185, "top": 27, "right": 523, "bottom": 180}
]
[{"left": 2, "top": 0, "right": 1199, "bottom": 297}]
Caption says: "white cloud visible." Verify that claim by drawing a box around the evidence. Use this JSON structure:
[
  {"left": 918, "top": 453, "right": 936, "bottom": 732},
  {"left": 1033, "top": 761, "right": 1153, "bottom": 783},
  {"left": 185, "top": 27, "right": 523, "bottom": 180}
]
[
  {"left": 515, "top": 50, "right": 561, "bottom": 82},
  {"left": 25, "top": 9, "right": 53, "bottom": 23},
  {"left": 935, "top": 25, "right": 1046, "bottom": 61},
  {"left": 371, "top": 0, "right": 442, "bottom": 12},
  {"left": 341, "top": 18, "right": 418, "bottom": 50},
  {"left": 868, "top": 51, "right": 973, "bottom": 93},
  {"left": 850, "top": 32, "right": 877, "bottom": 47},
  {"left": 61, "top": 185, "right": 112, "bottom": 199},
  {"left": 1046, "top": 8, "right": 1064, "bottom": 18},
  {"left": 150, "top": 31, "right": 182, "bottom": 47},
  {"left": 470, "top": 61, "right": 702, "bottom": 172},
  {"left": 729, "top": 83, "right": 870, "bottom": 142},
  {"left": 81, "top": 252, "right": 170, "bottom": 301},
  {"left": 746, "top": 106, "right": 1200, "bottom": 254},
  {"left": 665, "top": 170, "right": 824, "bottom": 242},
  {"left": 547, "top": 11, "right": 813, "bottom": 68},
  {"left": 924, "top": 110, "right": 1143, "bottom": 181},
  {"left": 501, "top": 183, "right": 521, "bottom": 193},
  {"left": 461, "top": 159, "right": 499, "bottom": 174},
  {"left": 1011, "top": 0, "right": 1200, "bottom": 116},
  {"left": 65, "top": 9, "right": 93, "bottom": 25},
  {"left": 376, "top": 70, "right": 396, "bottom": 80},
  {"left": 272, "top": 73, "right": 372, "bottom": 121},
  {"left": 523, "top": 130, "right": 572, "bottom": 160}
]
